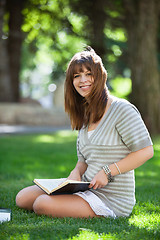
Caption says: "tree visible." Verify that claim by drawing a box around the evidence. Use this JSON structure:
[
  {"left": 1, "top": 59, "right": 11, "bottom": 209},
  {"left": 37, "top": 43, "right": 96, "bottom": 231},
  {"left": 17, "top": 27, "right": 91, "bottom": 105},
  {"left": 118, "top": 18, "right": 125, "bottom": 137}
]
[
  {"left": 69, "top": 0, "right": 160, "bottom": 133},
  {"left": 0, "top": 0, "right": 159, "bottom": 134},
  {"left": 0, "top": 0, "right": 87, "bottom": 102},
  {"left": 0, "top": 0, "right": 25, "bottom": 102},
  {"left": 7, "top": 0, "right": 26, "bottom": 102},
  {"left": 123, "top": 0, "right": 160, "bottom": 133},
  {"left": 0, "top": 0, "right": 12, "bottom": 101},
  {"left": 68, "top": 0, "right": 108, "bottom": 60}
]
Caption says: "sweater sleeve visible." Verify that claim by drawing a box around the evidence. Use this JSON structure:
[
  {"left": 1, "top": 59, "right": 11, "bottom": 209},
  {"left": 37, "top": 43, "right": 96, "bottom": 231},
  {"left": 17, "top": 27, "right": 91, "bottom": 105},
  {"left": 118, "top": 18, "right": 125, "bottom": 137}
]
[
  {"left": 115, "top": 101, "right": 153, "bottom": 152},
  {"left": 77, "top": 132, "right": 86, "bottom": 162}
]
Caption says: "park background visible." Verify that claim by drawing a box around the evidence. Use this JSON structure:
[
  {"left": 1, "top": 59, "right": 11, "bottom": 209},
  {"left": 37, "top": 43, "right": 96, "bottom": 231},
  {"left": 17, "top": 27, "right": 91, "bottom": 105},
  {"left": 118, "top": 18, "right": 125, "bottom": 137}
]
[{"left": 0, "top": 0, "right": 160, "bottom": 239}]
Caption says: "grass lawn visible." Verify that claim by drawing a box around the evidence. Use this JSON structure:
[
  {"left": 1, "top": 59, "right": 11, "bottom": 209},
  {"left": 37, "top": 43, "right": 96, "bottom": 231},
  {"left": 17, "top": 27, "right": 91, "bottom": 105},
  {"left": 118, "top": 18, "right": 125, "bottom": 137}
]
[{"left": 0, "top": 130, "right": 160, "bottom": 240}]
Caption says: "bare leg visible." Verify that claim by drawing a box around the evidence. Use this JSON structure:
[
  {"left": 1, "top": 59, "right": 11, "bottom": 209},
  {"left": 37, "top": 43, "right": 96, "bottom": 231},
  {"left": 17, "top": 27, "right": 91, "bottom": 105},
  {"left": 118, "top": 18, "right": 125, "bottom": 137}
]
[
  {"left": 16, "top": 185, "right": 45, "bottom": 210},
  {"left": 16, "top": 186, "right": 98, "bottom": 218},
  {"left": 33, "top": 194, "right": 97, "bottom": 218}
]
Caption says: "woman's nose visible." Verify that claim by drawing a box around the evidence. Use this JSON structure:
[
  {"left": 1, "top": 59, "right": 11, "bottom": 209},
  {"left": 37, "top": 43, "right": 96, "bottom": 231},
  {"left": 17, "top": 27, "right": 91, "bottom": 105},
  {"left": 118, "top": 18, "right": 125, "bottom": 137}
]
[{"left": 80, "top": 75, "right": 87, "bottom": 82}]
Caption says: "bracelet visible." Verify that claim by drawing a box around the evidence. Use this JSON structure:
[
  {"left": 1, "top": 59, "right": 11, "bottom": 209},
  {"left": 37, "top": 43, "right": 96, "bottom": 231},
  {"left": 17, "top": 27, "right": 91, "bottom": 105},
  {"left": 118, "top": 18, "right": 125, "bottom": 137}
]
[
  {"left": 103, "top": 165, "right": 114, "bottom": 183},
  {"left": 114, "top": 162, "right": 121, "bottom": 175}
]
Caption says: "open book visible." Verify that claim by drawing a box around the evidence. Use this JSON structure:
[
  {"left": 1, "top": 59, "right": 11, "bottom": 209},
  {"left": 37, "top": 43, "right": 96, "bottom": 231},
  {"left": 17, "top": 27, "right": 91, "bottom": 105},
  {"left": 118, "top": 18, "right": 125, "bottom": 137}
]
[{"left": 33, "top": 178, "right": 90, "bottom": 195}]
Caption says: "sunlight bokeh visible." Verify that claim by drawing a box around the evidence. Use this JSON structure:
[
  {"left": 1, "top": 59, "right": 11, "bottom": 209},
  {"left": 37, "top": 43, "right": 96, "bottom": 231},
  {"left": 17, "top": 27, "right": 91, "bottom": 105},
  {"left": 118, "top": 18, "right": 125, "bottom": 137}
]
[
  {"left": 154, "top": 145, "right": 160, "bottom": 151},
  {"left": 56, "top": 130, "right": 77, "bottom": 138},
  {"left": 136, "top": 170, "right": 157, "bottom": 177},
  {"left": 33, "top": 130, "right": 77, "bottom": 144},
  {"left": 34, "top": 135, "right": 56, "bottom": 143},
  {"left": 69, "top": 229, "right": 117, "bottom": 240},
  {"left": 110, "top": 76, "right": 132, "bottom": 99},
  {"left": 129, "top": 213, "right": 160, "bottom": 231},
  {"left": 10, "top": 233, "right": 30, "bottom": 240}
]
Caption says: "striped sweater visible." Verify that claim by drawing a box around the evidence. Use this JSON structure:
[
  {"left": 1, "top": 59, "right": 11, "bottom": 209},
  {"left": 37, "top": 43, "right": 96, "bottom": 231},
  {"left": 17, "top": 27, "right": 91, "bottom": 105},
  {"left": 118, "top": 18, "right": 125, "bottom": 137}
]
[{"left": 77, "top": 97, "right": 152, "bottom": 216}]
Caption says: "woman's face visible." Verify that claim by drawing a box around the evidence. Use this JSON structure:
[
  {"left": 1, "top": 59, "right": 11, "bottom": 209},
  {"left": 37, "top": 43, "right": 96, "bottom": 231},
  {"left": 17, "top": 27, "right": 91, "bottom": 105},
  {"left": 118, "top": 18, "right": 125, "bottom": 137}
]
[{"left": 73, "top": 66, "right": 94, "bottom": 97}]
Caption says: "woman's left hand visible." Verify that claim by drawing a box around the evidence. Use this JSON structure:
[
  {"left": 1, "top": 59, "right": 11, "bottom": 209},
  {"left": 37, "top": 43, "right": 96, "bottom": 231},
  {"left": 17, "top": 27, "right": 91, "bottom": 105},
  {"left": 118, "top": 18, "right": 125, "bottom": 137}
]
[{"left": 89, "top": 169, "right": 108, "bottom": 189}]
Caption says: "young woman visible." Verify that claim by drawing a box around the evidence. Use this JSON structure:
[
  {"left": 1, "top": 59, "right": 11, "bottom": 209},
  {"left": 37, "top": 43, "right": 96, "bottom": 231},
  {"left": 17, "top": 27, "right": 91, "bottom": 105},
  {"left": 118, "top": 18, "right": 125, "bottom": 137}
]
[{"left": 16, "top": 46, "right": 153, "bottom": 218}]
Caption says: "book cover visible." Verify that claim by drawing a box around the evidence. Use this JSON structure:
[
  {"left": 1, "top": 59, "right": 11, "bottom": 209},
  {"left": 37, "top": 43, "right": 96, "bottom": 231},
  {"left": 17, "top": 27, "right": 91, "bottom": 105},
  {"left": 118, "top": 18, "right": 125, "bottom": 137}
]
[{"left": 33, "top": 178, "right": 90, "bottom": 195}]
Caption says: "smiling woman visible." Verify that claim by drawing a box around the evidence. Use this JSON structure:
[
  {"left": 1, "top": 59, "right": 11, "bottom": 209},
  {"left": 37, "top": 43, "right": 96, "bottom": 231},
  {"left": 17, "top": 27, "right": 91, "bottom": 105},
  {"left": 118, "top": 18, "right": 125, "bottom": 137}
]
[
  {"left": 65, "top": 46, "right": 108, "bottom": 130},
  {"left": 16, "top": 46, "right": 153, "bottom": 219}
]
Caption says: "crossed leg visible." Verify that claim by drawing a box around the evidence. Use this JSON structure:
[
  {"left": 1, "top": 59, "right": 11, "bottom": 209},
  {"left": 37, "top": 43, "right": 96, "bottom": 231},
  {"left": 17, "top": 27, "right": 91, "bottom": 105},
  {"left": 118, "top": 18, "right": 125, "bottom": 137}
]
[
  {"left": 16, "top": 185, "right": 97, "bottom": 218},
  {"left": 16, "top": 185, "right": 45, "bottom": 210}
]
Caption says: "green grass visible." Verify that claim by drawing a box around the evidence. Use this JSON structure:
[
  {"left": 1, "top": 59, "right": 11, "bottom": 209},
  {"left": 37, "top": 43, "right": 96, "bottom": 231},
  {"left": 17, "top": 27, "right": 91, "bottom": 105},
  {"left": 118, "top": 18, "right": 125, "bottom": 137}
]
[{"left": 0, "top": 131, "right": 160, "bottom": 240}]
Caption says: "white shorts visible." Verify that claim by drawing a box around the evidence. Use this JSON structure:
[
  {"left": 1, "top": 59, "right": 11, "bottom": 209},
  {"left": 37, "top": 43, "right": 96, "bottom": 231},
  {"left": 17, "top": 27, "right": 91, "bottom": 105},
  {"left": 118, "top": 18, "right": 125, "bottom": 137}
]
[{"left": 74, "top": 190, "right": 116, "bottom": 218}]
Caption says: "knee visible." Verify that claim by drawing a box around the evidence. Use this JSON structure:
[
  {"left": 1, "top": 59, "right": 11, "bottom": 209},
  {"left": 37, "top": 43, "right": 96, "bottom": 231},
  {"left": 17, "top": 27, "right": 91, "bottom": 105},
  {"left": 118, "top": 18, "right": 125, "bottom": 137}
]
[
  {"left": 16, "top": 189, "right": 26, "bottom": 209},
  {"left": 33, "top": 195, "right": 48, "bottom": 215},
  {"left": 16, "top": 188, "right": 32, "bottom": 210}
]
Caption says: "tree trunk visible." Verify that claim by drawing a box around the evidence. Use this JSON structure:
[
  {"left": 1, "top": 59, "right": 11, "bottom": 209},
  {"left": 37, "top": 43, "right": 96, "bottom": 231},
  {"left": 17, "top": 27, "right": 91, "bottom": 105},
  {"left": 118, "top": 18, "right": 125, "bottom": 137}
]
[
  {"left": 0, "top": 0, "right": 13, "bottom": 102},
  {"left": 69, "top": 0, "right": 107, "bottom": 60},
  {"left": 7, "top": 0, "right": 25, "bottom": 102},
  {"left": 124, "top": 0, "right": 160, "bottom": 134},
  {"left": 86, "top": 0, "right": 107, "bottom": 59}
]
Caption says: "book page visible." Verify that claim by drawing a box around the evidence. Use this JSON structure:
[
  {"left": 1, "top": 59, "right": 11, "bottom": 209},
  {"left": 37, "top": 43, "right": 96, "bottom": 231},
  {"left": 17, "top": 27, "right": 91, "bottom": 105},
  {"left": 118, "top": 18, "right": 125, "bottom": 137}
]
[{"left": 34, "top": 178, "right": 67, "bottom": 192}]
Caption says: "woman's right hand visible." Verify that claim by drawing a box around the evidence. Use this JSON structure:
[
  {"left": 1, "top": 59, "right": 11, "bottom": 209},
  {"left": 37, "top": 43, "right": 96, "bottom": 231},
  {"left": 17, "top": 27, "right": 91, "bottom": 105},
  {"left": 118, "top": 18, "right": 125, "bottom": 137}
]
[
  {"left": 67, "top": 162, "right": 88, "bottom": 181},
  {"left": 67, "top": 169, "right": 82, "bottom": 181}
]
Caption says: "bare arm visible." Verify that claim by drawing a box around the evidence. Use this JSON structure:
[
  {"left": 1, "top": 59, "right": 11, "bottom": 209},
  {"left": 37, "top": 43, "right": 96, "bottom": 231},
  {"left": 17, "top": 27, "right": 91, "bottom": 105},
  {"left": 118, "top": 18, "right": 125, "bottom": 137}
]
[
  {"left": 90, "top": 145, "right": 154, "bottom": 189},
  {"left": 110, "top": 145, "right": 154, "bottom": 176},
  {"left": 67, "top": 161, "right": 88, "bottom": 181}
]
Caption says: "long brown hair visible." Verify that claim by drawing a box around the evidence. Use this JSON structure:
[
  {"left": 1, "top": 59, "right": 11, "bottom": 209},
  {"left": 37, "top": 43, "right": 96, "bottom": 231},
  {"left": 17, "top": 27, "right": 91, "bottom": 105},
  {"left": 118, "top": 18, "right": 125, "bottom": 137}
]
[{"left": 64, "top": 46, "right": 108, "bottom": 130}]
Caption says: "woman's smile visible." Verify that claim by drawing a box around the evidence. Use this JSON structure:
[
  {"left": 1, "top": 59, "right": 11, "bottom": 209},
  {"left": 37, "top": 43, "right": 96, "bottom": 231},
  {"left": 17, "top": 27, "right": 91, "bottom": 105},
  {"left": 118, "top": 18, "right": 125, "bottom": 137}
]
[{"left": 80, "top": 84, "right": 91, "bottom": 89}]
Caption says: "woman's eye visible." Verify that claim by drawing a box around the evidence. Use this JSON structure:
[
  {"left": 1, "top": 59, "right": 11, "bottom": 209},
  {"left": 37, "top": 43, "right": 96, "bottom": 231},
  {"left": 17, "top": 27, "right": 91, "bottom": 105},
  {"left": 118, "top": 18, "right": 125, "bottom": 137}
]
[
  {"left": 86, "top": 72, "right": 92, "bottom": 76},
  {"left": 74, "top": 74, "right": 80, "bottom": 78}
]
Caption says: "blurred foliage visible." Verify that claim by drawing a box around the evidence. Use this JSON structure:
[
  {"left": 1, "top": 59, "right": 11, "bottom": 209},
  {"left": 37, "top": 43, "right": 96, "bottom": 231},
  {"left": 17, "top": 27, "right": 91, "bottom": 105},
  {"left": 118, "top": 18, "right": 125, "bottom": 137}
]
[
  {"left": 17, "top": 0, "right": 128, "bottom": 99},
  {"left": 110, "top": 76, "right": 132, "bottom": 99},
  {"left": 20, "top": 0, "right": 89, "bottom": 98},
  {"left": 2, "top": 0, "right": 160, "bottom": 107}
]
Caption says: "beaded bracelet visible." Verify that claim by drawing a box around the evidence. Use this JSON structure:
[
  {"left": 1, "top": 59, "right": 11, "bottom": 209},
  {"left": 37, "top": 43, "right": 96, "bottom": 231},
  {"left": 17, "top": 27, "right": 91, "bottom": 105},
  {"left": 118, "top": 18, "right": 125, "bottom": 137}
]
[{"left": 103, "top": 165, "right": 114, "bottom": 183}]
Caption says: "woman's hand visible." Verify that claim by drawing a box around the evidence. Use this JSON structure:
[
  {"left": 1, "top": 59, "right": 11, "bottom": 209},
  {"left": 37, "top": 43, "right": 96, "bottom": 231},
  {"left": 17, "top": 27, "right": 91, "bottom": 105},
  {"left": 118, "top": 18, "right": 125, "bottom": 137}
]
[
  {"left": 89, "top": 169, "right": 108, "bottom": 189},
  {"left": 67, "top": 161, "right": 88, "bottom": 181},
  {"left": 67, "top": 169, "right": 82, "bottom": 181}
]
